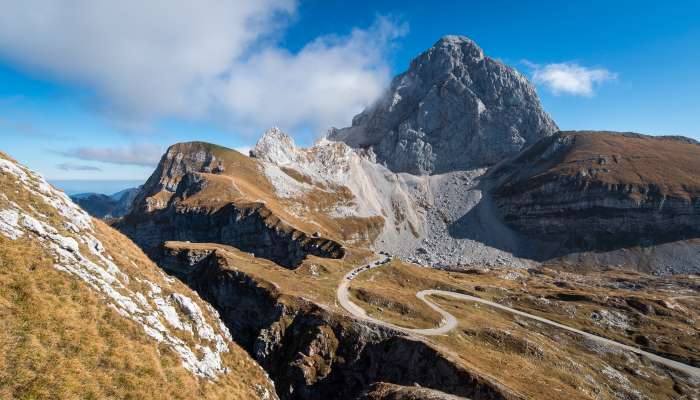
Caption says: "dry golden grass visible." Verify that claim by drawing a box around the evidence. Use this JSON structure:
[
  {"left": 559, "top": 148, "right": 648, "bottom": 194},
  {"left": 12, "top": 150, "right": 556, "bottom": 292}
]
[
  {"left": 164, "top": 237, "right": 699, "bottom": 399},
  {"left": 0, "top": 235, "right": 272, "bottom": 400},
  {"left": 280, "top": 166, "right": 314, "bottom": 185},
  {"left": 348, "top": 260, "right": 698, "bottom": 399},
  {"left": 164, "top": 241, "right": 374, "bottom": 308},
  {"left": 556, "top": 132, "right": 700, "bottom": 199},
  {"left": 0, "top": 155, "right": 276, "bottom": 400},
  {"left": 499, "top": 131, "right": 700, "bottom": 201}
]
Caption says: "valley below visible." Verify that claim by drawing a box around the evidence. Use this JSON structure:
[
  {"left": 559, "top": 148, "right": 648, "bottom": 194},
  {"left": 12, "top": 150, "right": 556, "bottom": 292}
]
[{"left": 154, "top": 239, "right": 700, "bottom": 399}]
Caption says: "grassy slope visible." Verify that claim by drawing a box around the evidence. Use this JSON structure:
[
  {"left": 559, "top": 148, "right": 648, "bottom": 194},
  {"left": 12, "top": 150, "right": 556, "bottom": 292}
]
[
  {"left": 0, "top": 153, "right": 274, "bottom": 400},
  {"left": 166, "top": 239, "right": 699, "bottom": 399},
  {"left": 499, "top": 131, "right": 700, "bottom": 201},
  {"left": 164, "top": 241, "right": 373, "bottom": 307},
  {"left": 348, "top": 261, "right": 699, "bottom": 400}
]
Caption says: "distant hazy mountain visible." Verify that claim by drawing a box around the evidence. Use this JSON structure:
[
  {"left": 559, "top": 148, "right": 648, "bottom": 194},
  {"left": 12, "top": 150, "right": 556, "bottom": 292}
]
[{"left": 71, "top": 187, "right": 140, "bottom": 219}]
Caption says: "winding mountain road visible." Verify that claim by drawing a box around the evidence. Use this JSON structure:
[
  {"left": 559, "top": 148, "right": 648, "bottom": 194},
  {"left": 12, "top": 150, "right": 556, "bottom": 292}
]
[{"left": 337, "top": 258, "right": 700, "bottom": 378}]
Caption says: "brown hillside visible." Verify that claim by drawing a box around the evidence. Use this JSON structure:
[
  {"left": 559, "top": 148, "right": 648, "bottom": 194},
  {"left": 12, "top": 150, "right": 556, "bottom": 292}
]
[
  {"left": 496, "top": 131, "right": 700, "bottom": 201},
  {"left": 0, "top": 151, "right": 277, "bottom": 400}
]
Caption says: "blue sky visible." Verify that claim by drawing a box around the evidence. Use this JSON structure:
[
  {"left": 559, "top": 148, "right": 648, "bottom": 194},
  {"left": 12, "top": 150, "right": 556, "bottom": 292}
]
[{"left": 0, "top": 1, "right": 698, "bottom": 191}]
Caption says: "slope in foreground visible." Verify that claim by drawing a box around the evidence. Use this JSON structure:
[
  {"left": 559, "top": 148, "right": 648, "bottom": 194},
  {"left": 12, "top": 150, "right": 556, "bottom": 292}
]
[{"left": 0, "top": 152, "right": 277, "bottom": 400}]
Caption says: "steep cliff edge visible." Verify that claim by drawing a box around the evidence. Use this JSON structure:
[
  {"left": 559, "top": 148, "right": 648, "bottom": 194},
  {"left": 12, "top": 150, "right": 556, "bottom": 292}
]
[
  {"left": 330, "top": 35, "right": 558, "bottom": 175},
  {"left": 491, "top": 131, "right": 700, "bottom": 265},
  {"left": 0, "top": 151, "right": 277, "bottom": 399}
]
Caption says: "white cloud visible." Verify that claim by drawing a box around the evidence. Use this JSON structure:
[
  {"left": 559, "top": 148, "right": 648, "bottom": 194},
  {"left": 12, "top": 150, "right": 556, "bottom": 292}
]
[
  {"left": 219, "top": 17, "right": 406, "bottom": 132},
  {"left": 56, "top": 163, "right": 102, "bottom": 172},
  {"left": 0, "top": 1, "right": 404, "bottom": 134},
  {"left": 60, "top": 144, "right": 164, "bottom": 167},
  {"left": 527, "top": 61, "right": 616, "bottom": 96}
]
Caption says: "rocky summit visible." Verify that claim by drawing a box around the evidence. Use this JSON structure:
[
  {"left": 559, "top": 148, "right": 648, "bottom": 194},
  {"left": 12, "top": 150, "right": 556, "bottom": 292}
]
[{"left": 330, "top": 35, "right": 558, "bottom": 175}]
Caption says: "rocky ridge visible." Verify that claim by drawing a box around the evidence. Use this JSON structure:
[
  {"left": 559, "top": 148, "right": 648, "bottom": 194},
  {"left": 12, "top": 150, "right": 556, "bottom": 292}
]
[
  {"left": 330, "top": 35, "right": 558, "bottom": 175},
  {"left": 250, "top": 128, "right": 531, "bottom": 270},
  {"left": 71, "top": 186, "right": 139, "bottom": 219},
  {"left": 491, "top": 131, "right": 700, "bottom": 273}
]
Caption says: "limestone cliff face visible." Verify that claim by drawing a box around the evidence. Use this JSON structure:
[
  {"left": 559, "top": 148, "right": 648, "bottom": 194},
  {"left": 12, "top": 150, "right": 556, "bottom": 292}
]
[
  {"left": 491, "top": 131, "right": 700, "bottom": 256},
  {"left": 118, "top": 142, "right": 345, "bottom": 268},
  {"left": 330, "top": 35, "right": 558, "bottom": 175}
]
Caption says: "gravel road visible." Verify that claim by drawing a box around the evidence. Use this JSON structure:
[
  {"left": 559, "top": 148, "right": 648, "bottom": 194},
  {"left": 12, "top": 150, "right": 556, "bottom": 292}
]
[{"left": 337, "top": 258, "right": 700, "bottom": 378}]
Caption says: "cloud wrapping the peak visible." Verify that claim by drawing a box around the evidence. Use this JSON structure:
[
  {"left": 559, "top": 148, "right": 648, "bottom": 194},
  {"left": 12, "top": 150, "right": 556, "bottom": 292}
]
[
  {"left": 220, "top": 17, "right": 406, "bottom": 132},
  {"left": 527, "top": 62, "right": 616, "bottom": 96},
  {"left": 0, "top": 1, "right": 405, "bottom": 133},
  {"left": 60, "top": 144, "right": 164, "bottom": 167}
]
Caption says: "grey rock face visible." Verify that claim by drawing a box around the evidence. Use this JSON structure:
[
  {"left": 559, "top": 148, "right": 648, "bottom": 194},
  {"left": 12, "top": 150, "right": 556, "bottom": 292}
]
[{"left": 330, "top": 35, "right": 558, "bottom": 175}]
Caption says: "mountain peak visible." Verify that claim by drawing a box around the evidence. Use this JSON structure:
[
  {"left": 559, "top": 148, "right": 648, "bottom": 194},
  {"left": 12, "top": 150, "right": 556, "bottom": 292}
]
[
  {"left": 330, "top": 36, "right": 557, "bottom": 175},
  {"left": 431, "top": 34, "right": 484, "bottom": 61},
  {"left": 250, "top": 127, "right": 299, "bottom": 164}
]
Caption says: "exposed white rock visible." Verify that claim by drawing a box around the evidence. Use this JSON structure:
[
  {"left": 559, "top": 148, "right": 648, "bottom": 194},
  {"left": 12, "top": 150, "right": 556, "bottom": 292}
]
[
  {"left": 154, "top": 296, "right": 193, "bottom": 332},
  {"left": 172, "top": 293, "right": 229, "bottom": 352},
  {"left": 0, "top": 157, "right": 31, "bottom": 183},
  {"left": 0, "top": 209, "right": 23, "bottom": 239},
  {"left": 262, "top": 162, "right": 313, "bottom": 198},
  {"left": 145, "top": 280, "right": 162, "bottom": 296},
  {"left": 251, "top": 127, "right": 534, "bottom": 269},
  {"left": 601, "top": 364, "right": 644, "bottom": 399},
  {"left": 590, "top": 309, "right": 631, "bottom": 331}
]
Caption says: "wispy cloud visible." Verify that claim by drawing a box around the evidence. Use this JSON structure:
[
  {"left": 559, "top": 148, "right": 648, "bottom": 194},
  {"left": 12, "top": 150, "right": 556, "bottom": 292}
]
[
  {"left": 56, "top": 162, "right": 102, "bottom": 172},
  {"left": 524, "top": 61, "right": 616, "bottom": 96},
  {"left": 0, "top": 2, "right": 406, "bottom": 133},
  {"left": 59, "top": 144, "right": 164, "bottom": 167},
  {"left": 0, "top": 116, "right": 62, "bottom": 139}
]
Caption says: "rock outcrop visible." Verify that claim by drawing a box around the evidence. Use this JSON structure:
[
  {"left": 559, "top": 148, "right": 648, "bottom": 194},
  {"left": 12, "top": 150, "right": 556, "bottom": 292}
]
[
  {"left": 330, "top": 35, "right": 557, "bottom": 175},
  {"left": 250, "top": 127, "right": 531, "bottom": 270},
  {"left": 360, "top": 383, "right": 470, "bottom": 400},
  {"left": 491, "top": 131, "right": 700, "bottom": 262}
]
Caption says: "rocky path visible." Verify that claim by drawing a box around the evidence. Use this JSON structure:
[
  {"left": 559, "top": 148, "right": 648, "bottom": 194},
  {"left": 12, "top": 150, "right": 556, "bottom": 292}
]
[{"left": 337, "top": 259, "right": 700, "bottom": 379}]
